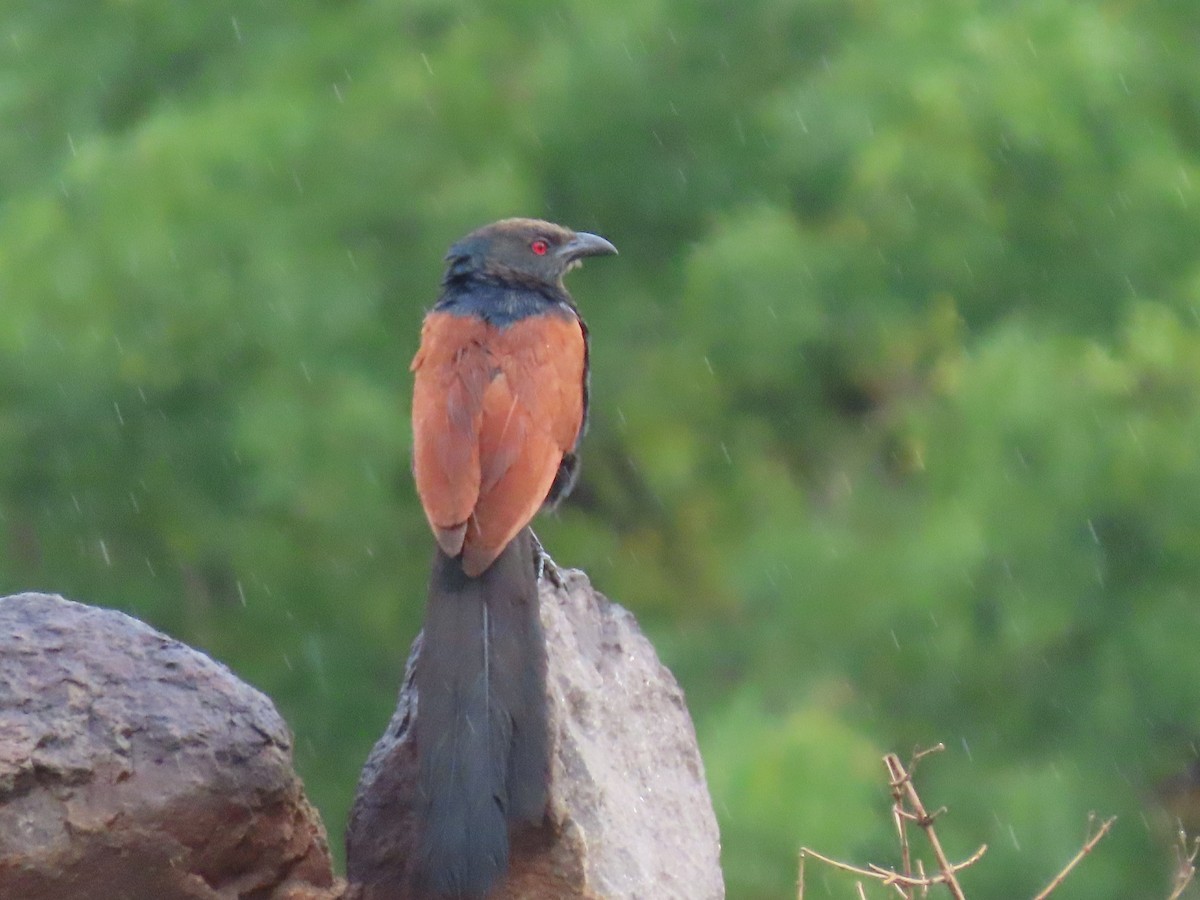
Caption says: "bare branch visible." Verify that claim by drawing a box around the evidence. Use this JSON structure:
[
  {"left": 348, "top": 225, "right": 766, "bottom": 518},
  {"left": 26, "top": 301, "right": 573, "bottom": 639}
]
[
  {"left": 1167, "top": 826, "right": 1200, "bottom": 900},
  {"left": 1030, "top": 814, "right": 1116, "bottom": 900},
  {"left": 869, "top": 844, "right": 989, "bottom": 885},
  {"left": 799, "top": 745, "right": 988, "bottom": 898},
  {"left": 800, "top": 846, "right": 890, "bottom": 882},
  {"left": 891, "top": 777, "right": 914, "bottom": 898},
  {"left": 910, "top": 743, "right": 946, "bottom": 771},
  {"left": 798, "top": 843, "right": 985, "bottom": 895},
  {"left": 885, "top": 752, "right": 970, "bottom": 900}
]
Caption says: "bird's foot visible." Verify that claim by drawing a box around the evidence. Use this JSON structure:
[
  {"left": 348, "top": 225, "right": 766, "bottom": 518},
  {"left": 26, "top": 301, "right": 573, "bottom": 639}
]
[{"left": 530, "top": 530, "right": 564, "bottom": 588}]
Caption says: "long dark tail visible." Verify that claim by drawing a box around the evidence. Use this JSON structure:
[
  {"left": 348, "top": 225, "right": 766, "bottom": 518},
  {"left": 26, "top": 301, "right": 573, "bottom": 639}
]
[{"left": 414, "top": 527, "right": 549, "bottom": 898}]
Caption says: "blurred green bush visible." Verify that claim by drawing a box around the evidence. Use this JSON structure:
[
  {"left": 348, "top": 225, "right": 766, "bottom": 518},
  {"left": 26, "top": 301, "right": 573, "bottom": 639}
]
[{"left": 3, "top": 1, "right": 1200, "bottom": 896}]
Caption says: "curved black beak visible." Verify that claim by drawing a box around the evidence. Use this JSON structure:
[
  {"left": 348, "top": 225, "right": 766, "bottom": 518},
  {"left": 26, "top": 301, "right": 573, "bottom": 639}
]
[{"left": 558, "top": 231, "right": 618, "bottom": 262}]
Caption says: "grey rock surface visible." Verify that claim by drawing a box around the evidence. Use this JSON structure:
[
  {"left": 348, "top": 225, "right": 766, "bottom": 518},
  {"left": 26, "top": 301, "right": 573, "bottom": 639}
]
[
  {"left": 346, "top": 569, "right": 724, "bottom": 899},
  {"left": 0, "top": 592, "right": 340, "bottom": 900}
]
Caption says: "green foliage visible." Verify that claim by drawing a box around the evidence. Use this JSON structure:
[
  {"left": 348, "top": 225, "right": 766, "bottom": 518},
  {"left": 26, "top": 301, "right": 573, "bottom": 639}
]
[
  {"left": 703, "top": 687, "right": 887, "bottom": 898},
  {"left": 3, "top": 1, "right": 1200, "bottom": 896}
]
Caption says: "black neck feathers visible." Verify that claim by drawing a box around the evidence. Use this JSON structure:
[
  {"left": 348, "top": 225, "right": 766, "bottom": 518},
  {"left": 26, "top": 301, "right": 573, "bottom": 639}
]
[{"left": 436, "top": 272, "right": 577, "bottom": 328}]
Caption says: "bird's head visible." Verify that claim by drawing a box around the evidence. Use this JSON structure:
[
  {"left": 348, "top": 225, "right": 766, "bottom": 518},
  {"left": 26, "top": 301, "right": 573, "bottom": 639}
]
[{"left": 444, "top": 218, "right": 617, "bottom": 288}]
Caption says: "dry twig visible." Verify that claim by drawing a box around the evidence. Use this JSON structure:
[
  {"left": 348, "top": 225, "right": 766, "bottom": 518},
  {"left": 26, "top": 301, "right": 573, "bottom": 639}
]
[
  {"left": 885, "top": 748, "right": 972, "bottom": 900},
  {"left": 1030, "top": 813, "right": 1116, "bottom": 900},
  {"left": 799, "top": 844, "right": 987, "bottom": 896},
  {"left": 1167, "top": 826, "right": 1200, "bottom": 900},
  {"left": 798, "top": 745, "right": 986, "bottom": 899},
  {"left": 796, "top": 744, "right": 1134, "bottom": 898}
]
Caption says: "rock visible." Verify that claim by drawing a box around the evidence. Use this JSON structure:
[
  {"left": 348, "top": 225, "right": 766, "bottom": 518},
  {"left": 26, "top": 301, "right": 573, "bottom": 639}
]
[
  {"left": 346, "top": 569, "right": 724, "bottom": 899},
  {"left": 0, "top": 592, "right": 341, "bottom": 900}
]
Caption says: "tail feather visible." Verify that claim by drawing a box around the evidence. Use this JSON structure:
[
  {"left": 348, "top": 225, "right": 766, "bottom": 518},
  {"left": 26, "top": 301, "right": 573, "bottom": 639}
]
[{"left": 414, "top": 527, "right": 548, "bottom": 897}]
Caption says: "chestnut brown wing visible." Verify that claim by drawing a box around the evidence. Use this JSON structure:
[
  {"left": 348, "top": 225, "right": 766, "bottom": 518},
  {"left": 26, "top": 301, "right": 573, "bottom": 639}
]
[{"left": 411, "top": 310, "right": 586, "bottom": 575}]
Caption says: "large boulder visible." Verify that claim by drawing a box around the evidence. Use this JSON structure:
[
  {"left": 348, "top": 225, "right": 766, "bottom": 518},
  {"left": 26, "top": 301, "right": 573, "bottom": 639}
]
[
  {"left": 0, "top": 592, "right": 340, "bottom": 900},
  {"left": 346, "top": 569, "right": 724, "bottom": 899}
]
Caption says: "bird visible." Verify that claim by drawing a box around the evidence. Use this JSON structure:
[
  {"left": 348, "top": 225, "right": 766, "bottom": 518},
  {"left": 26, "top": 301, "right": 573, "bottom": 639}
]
[{"left": 409, "top": 217, "right": 617, "bottom": 897}]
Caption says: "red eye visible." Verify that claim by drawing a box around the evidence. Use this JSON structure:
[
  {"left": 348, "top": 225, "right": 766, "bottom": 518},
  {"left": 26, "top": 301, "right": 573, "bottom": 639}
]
[{"left": 530, "top": 239, "right": 549, "bottom": 256}]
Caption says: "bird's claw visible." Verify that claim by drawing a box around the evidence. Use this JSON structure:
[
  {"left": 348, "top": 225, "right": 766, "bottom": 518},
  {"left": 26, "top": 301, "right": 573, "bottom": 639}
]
[{"left": 530, "top": 530, "right": 564, "bottom": 588}]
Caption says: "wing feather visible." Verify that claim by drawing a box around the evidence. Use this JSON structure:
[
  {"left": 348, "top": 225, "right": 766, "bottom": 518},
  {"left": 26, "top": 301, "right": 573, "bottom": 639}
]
[{"left": 412, "top": 309, "right": 587, "bottom": 575}]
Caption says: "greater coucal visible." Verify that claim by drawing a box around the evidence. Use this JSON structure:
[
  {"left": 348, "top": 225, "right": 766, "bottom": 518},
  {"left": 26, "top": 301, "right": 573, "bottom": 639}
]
[{"left": 410, "top": 218, "right": 617, "bottom": 897}]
